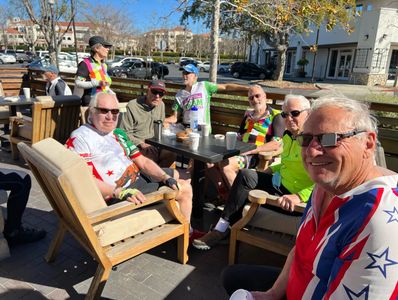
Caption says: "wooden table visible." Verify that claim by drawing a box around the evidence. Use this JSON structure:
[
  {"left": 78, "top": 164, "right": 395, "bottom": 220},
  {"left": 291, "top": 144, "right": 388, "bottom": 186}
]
[{"left": 146, "top": 134, "right": 256, "bottom": 217}]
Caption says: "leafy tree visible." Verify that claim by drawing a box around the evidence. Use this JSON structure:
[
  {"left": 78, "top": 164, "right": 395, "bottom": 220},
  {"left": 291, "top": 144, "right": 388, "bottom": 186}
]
[{"left": 181, "top": 0, "right": 356, "bottom": 81}]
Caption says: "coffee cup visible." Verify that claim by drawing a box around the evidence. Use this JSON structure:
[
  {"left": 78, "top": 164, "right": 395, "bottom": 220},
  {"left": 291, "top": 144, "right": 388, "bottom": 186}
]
[
  {"left": 226, "top": 132, "right": 238, "bottom": 150},
  {"left": 201, "top": 124, "right": 210, "bottom": 137},
  {"left": 188, "top": 132, "right": 200, "bottom": 151},
  {"left": 23, "top": 88, "right": 31, "bottom": 100}
]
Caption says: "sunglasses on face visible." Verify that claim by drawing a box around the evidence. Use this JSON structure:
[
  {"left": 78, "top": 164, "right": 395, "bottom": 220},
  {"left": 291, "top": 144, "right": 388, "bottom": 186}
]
[
  {"left": 95, "top": 107, "right": 120, "bottom": 115},
  {"left": 182, "top": 71, "right": 194, "bottom": 76},
  {"left": 281, "top": 110, "right": 307, "bottom": 118},
  {"left": 248, "top": 94, "right": 262, "bottom": 101},
  {"left": 102, "top": 45, "right": 112, "bottom": 49},
  {"left": 296, "top": 130, "right": 366, "bottom": 148},
  {"left": 150, "top": 89, "right": 165, "bottom": 97}
]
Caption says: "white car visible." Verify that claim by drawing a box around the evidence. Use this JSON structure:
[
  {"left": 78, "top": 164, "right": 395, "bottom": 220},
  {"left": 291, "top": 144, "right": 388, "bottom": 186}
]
[
  {"left": 0, "top": 53, "right": 16, "bottom": 64},
  {"left": 109, "top": 57, "right": 144, "bottom": 68},
  {"left": 197, "top": 61, "right": 210, "bottom": 72}
]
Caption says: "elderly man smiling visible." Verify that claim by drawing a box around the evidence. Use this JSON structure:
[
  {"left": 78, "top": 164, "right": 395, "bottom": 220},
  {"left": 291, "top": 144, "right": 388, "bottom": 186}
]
[
  {"left": 65, "top": 92, "right": 204, "bottom": 239},
  {"left": 222, "top": 97, "right": 398, "bottom": 299}
]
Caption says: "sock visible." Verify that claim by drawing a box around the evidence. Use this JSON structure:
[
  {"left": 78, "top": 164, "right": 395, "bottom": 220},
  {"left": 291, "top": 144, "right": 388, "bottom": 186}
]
[{"left": 214, "top": 218, "right": 229, "bottom": 233}]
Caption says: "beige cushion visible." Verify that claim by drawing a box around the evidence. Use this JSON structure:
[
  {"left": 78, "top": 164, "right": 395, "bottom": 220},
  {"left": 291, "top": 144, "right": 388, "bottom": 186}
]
[
  {"left": 94, "top": 202, "right": 174, "bottom": 246},
  {"left": 32, "top": 138, "right": 107, "bottom": 213},
  {"left": 243, "top": 205, "right": 301, "bottom": 236}
]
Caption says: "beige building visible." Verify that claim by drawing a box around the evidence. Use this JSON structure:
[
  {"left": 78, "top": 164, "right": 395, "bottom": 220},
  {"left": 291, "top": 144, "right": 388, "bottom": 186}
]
[{"left": 144, "top": 26, "right": 193, "bottom": 52}]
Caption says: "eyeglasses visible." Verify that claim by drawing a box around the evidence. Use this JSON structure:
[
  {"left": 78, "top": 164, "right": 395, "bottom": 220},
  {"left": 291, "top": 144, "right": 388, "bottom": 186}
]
[
  {"left": 248, "top": 94, "right": 262, "bottom": 101},
  {"left": 95, "top": 107, "right": 120, "bottom": 115},
  {"left": 281, "top": 110, "right": 307, "bottom": 118},
  {"left": 102, "top": 45, "right": 112, "bottom": 49},
  {"left": 296, "top": 130, "right": 366, "bottom": 148},
  {"left": 150, "top": 89, "right": 165, "bottom": 97}
]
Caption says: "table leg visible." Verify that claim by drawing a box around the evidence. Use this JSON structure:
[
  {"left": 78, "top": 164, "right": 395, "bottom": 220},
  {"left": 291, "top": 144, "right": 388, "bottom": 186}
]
[{"left": 192, "top": 160, "right": 206, "bottom": 218}]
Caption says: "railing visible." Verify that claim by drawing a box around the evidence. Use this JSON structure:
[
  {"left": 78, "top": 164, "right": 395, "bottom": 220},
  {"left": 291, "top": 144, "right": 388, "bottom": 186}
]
[{"left": 1, "top": 67, "right": 397, "bottom": 171}]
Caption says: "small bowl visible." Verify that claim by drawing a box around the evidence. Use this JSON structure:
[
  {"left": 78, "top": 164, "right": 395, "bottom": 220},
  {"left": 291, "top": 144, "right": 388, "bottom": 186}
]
[{"left": 214, "top": 134, "right": 225, "bottom": 140}]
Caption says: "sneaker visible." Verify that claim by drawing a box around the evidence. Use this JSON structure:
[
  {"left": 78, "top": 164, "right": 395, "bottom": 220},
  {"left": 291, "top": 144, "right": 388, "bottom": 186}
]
[
  {"left": 189, "top": 229, "right": 206, "bottom": 244},
  {"left": 4, "top": 226, "right": 46, "bottom": 246},
  {"left": 192, "top": 229, "right": 230, "bottom": 250}
]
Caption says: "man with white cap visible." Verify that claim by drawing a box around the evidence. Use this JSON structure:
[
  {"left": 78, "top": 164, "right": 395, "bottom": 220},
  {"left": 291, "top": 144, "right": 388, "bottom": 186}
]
[
  {"left": 165, "top": 64, "right": 249, "bottom": 131},
  {"left": 41, "top": 64, "right": 72, "bottom": 97}
]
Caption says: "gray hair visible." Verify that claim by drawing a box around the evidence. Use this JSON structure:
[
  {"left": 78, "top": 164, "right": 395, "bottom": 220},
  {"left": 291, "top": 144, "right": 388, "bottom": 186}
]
[
  {"left": 248, "top": 84, "right": 265, "bottom": 93},
  {"left": 90, "top": 43, "right": 102, "bottom": 56},
  {"left": 282, "top": 94, "right": 311, "bottom": 110},
  {"left": 87, "top": 92, "right": 118, "bottom": 123},
  {"left": 310, "top": 97, "right": 378, "bottom": 132}
]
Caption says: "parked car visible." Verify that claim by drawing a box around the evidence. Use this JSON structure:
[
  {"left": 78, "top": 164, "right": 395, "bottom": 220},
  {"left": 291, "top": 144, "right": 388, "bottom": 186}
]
[
  {"left": 217, "top": 63, "right": 232, "bottom": 73},
  {"left": 179, "top": 57, "right": 194, "bottom": 64},
  {"left": 166, "top": 59, "right": 175, "bottom": 64},
  {"left": 109, "top": 61, "right": 169, "bottom": 79},
  {"left": 109, "top": 56, "right": 144, "bottom": 68},
  {"left": 230, "top": 62, "right": 273, "bottom": 79},
  {"left": 197, "top": 61, "right": 210, "bottom": 72},
  {"left": 27, "top": 57, "right": 77, "bottom": 73},
  {"left": 179, "top": 59, "right": 198, "bottom": 70},
  {"left": 0, "top": 52, "right": 17, "bottom": 64}
]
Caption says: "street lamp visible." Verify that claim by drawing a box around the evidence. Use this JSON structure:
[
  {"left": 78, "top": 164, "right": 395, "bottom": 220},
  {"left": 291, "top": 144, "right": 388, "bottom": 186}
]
[{"left": 48, "top": 0, "right": 58, "bottom": 67}]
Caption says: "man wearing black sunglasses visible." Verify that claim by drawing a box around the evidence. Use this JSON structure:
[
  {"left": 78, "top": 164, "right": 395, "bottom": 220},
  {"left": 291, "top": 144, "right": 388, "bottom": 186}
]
[
  {"left": 66, "top": 92, "right": 197, "bottom": 236},
  {"left": 222, "top": 97, "right": 398, "bottom": 299},
  {"left": 194, "top": 94, "right": 314, "bottom": 250},
  {"left": 120, "top": 80, "right": 176, "bottom": 167}
]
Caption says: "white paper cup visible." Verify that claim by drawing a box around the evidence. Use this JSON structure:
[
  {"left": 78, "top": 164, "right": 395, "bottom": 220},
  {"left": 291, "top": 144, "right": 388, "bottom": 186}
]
[
  {"left": 226, "top": 132, "right": 238, "bottom": 150},
  {"left": 189, "top": 132, "right": 200, "bottom": 151},
  {"left": 23, "top": 88, "right": 31, "bottom": 100},
  {"left": 229, "top": 289, "right": 254, "bottom": 300},
  {"left": 201, "top": 124, "right": 210, "bottom": 137}
]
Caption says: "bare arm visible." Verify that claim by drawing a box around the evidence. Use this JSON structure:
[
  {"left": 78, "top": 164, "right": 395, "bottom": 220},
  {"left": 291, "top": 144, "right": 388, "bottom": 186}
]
[
  {"left": 242, "top": 140, "right": 281, "bottom": 155},
  {"left": 217, "top": 83, "right": 249, "bottom": 92},
  {"left": 252, "top": 247, "right": 295, "bottom": 299}
]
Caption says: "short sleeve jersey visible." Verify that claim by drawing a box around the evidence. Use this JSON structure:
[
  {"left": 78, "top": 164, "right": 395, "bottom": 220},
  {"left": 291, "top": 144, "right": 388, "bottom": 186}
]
[
  {"left": 66, "top": 125, "right": 141, "bottom": 188},
  {"left": 287, "top": 175, "right": 398, "bottom": 299},
  {"left": 172, "top": 81, "right": 218, "bottom": 127}
]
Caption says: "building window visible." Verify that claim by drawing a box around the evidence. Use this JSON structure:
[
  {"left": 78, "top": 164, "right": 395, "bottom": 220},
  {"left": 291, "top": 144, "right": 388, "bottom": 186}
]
[
  {"left": 367, "top": 4, "right": 372, "bottom": 11},
  {"left": 356, "top": 4, "right": 363, "bottom": 15},
  {"left": 354, "top": 48, "right": 371, "bottom": 68}
]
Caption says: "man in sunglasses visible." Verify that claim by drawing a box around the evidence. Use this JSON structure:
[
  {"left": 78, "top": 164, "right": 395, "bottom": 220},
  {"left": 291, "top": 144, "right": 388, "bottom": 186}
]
[
  {"left": 74, "top": 35, "right": 113, "bottom": 106},
  {"left": 222, "top": 97, "right": 398, "bottom": 299},
  {"left": 66, "top": 92, "right": 198, "bottom": 237},
  {"left": 193, "top": 94, "right": 314, "bottom": 250},
  {"left": 165, "top": 64, "right": 249, "bottom": 131},
  {"left": 120, "top": 80, "right": 176, "bottom": 167}
]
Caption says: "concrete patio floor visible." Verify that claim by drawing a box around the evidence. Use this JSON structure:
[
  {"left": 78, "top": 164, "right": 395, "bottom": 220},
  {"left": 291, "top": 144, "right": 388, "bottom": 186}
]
[{"left": 0, "top": 145, "right": 286, "bottom": 300}]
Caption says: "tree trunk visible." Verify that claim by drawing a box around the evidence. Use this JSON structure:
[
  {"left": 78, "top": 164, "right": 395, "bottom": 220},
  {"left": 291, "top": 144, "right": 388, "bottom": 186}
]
[
  {"left": 209, "top": 0, "right": 220, "bottom": 83},
  {"left": 274, "top": 48, "right": 287, "bottom": 81}
]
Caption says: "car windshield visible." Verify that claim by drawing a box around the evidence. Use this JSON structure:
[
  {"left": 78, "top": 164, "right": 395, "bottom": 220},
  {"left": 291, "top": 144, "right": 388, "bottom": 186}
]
[{"left": 121, "top": 61, "right": 134, "bottom": 67}]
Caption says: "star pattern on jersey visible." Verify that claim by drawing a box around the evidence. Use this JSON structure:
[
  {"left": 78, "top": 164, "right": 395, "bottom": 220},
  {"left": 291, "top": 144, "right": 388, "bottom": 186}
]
[
  {"left": 106, "top": 170, "right": 114, "bottom": 176},
  {"left": 65, "top": 137, "right": 76, "bottom": 149},
  {"left": 384, "top": 206, "right": 398, "bottom": 224},
  {"left": 365, "top": 247, "right": 398, "bottom": 278},
  {"left": 343, "top": 285, "right": 369, "bottom": 300}
]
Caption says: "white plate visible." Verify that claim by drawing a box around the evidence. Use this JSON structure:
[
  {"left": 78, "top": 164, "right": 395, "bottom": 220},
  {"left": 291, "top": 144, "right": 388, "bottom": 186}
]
[{"left": 3, "top": 96, "right": 20, "bottom": 102}]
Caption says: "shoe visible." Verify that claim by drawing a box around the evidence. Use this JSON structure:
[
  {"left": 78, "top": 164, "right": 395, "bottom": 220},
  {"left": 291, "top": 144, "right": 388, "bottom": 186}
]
[
  {"left": 4, "top": 225, "right": 46, "bottom": 246},
  {"left": 192, "top": 228, "right": 230, "bottom": 250},
  {"left": 189, "top": 229, "right": 206, "bottom": 244}
]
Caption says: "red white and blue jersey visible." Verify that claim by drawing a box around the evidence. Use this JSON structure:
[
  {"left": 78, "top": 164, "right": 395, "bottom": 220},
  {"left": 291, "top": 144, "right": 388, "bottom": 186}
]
[
  {"left": 66, "top": 124, "right": 142, "bottom": 188},
  {"left": 287, "top": 175, "right": 398, "bottom": 299}
]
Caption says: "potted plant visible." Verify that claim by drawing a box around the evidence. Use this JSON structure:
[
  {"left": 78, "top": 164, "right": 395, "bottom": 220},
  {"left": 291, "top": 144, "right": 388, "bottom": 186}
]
[{"left": 297, "top": 58, "right": 309, "bottom": 77}]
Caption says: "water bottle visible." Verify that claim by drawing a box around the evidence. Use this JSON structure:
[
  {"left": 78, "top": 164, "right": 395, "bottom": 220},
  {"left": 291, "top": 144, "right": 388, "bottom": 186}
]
[
  {"left": 190, "top": 106, "right": 199, "bottom": 132},
  {"left": 153, "top": 120, "right": 163, "bottom": 140}
]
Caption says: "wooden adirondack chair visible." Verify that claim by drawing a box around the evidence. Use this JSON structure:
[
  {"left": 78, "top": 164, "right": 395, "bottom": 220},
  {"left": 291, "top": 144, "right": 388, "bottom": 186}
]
[
  {"left": 17, "top": 138, "right": 189, "bottom": 299},
  {"left": 9, "top": 95, "right": 81, "bottom": 159}
]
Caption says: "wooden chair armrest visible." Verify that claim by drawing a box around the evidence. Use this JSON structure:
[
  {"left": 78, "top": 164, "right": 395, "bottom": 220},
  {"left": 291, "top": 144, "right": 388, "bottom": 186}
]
[
  {"left": 256, "top": 147, "right": 283, "bottom": 171},
  {"left": 248, "top": 189, "right": 306, "bottom": 213},
  {"left": 88, "top": 188, "right": 177, "bottom": 224}
]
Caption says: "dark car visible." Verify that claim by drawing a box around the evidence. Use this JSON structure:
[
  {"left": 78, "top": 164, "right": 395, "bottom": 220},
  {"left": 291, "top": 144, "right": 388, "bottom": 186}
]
[
  {"left": 230, "top": 62, "right": 273, "bottom": 80},
  {"left": 179, "top": 59, "right": 198, "bottom": 69},
  {"left": 109, "top": 61, "right": 169, "bottom": 80}
]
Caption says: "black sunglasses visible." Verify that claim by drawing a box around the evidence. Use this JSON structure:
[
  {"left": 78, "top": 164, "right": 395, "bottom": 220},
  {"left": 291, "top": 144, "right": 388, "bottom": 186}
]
[
  {"left": 248, "top": 94, "right": 262, "bottom": 101},
  {"left": 296, "top": 130, "right": 366, "bottom": 148},
  {"left": 102, "top": 45, "right": 112, "bottom": 49},
  {"left": 150, "top": 89, "right": 165, "bottom": 97},
  {"left": 95, "top": 107, "right": 120, "bottom": 115},
  {"left": 281, "top": 110, "right": 307, "bottom": 118}
]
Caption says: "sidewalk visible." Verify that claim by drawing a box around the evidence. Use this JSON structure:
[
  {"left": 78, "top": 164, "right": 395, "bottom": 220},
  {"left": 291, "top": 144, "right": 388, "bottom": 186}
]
[{"left": 0, "top": 149, "right": 285, "bottom": 299}]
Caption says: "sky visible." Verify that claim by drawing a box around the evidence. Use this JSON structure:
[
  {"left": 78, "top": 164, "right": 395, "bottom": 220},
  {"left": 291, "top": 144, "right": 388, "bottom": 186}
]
[{"left": 1, "top": 0, "right": 208, "bottom": 34}]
